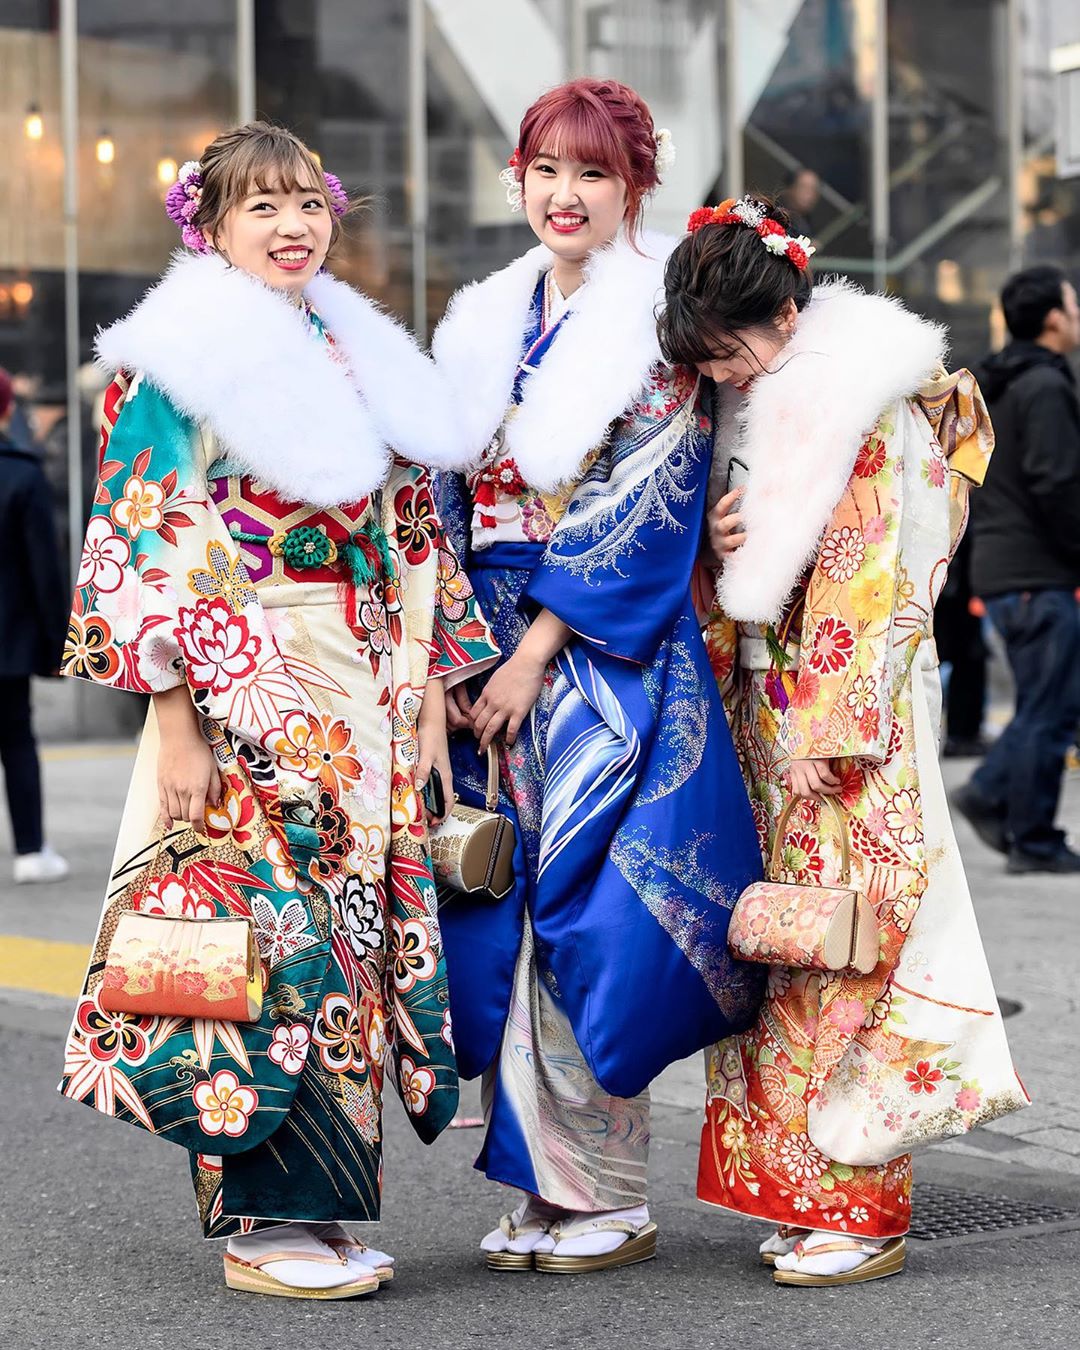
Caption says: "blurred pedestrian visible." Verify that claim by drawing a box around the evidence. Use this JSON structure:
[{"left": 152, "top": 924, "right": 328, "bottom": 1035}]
[
  {"left": 0, "top": 365, "right": 70, "bottom": 883},
  {"left": 955, "top": 265, "right": 1080, "bottom": 873},
  {"left": 778, "top": 167, "right": 820, "bottom": 245},
  {"left": 935, "top": 529, "right": 989, "bottom": 757}
]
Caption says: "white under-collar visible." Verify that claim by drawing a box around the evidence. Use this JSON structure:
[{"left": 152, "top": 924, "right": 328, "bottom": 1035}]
[{"left": 95, "top": 251, "right": 468, "bottom": 507}]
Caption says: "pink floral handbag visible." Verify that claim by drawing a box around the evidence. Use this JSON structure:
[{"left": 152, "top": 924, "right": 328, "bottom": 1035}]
[{"left": 728, "top": 796, "right": 879, "bottom": 975}]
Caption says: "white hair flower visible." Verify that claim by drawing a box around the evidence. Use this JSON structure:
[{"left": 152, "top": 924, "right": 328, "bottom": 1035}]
[{"left": 654, "top": 128, "right": 676, "bottom": 179}]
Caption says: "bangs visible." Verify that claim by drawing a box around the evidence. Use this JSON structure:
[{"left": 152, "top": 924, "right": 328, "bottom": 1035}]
[
  {"left": 658, "top": 297, "right": 742, "bottom": 368},
  {"left": 524, "top": 101, "right": 630, "bottom": 178},
  {"left": 224, "top": 136, "right": 328, "bottom": 207}
]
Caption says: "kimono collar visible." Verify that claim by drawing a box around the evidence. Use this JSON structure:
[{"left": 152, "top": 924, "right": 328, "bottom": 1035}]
[
  {"left": 432, "top": 230, "right": 679, "bottom": 492},
  {"left": 716, "top": 278, "right": 948, "bottom": 625},
  {"left": 94, "top": 251, "right": 466, "bottom": 508}
]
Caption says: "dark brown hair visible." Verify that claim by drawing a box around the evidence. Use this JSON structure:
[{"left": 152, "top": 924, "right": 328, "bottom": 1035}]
[{"left": 658, "top": 195, "right": 813, "bottom": 368}]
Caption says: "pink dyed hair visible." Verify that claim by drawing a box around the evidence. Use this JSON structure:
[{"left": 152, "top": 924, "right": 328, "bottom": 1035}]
[{"left": 515, "top": 78, "right": 658, "bottom": 243}]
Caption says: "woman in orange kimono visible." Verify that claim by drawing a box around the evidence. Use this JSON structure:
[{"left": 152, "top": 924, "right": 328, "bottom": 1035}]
[{"left": 660, "top": 197, "right": 1029, "bottom": 1286}]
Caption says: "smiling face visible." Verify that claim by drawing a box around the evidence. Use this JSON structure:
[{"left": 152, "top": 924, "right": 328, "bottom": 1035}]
[
  {"left": 522, "top": 150, "right": 628, "bottom": 262},
  {"left": 207, "top": 182, "right": 333, "bottom": 298}
]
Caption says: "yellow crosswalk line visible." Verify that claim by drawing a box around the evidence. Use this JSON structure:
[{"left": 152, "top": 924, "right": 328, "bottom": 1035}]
[{"left": 0, "top": 935, "right": 89, "bottom": 999}]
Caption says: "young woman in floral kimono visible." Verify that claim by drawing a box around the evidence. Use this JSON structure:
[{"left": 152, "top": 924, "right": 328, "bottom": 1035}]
[
  {"left": 659, "top": 197, "right": 1029, "bottom": 1286},
  {"left": 60, "top": 123, "right": 498, "bottom": 1299},
  {"left": 431, "top": 80, "right": 765, "bottom": 1274}
]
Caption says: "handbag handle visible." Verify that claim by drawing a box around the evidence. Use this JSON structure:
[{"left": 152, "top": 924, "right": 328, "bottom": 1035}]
[
  {"left": 769, "top": 794, "right": 852, "bottom": 887},
  {"left": 484, "top": 745, "right": 500, "bottom": 813}
]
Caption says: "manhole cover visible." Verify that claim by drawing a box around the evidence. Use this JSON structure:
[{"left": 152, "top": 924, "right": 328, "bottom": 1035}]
[{"left": 909, "top": 1183, "right": 1078, "bottom": 1241}]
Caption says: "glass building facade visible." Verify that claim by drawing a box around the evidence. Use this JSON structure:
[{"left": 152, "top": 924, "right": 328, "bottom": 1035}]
[{"left": 2, "top": 0, "right": 1080, "bottom": 585}]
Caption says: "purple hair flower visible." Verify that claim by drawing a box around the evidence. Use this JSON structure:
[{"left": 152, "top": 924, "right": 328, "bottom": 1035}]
[
  {"left": 323, "top": 171, "right": 348, "bottom": 218},
  {"left": 165, "top": 160, "right": 210, "bottom": 253}
]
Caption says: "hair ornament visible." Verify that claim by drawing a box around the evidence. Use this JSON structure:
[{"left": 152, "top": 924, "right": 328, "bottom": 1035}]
[
  {"left": 686, "top": 196, "right": 816, "bottom": 270},
  {"left": 165, "top": 160, "right": 209, "bottom": 253},
  {"left": 498, "top": 148, "right": 524, "bottom": 213},
  {"left": 322, "top": 171, "right": 349, "bottom": 218},
  {"left": 653, "top": 128, "right": 676, "bottom": 179}
]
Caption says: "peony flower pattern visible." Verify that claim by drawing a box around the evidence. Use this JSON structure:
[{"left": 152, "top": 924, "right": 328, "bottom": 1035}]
[
  {"left": 192, "top": 1069, "right": 258, "bottom": 1137},
  {"left": 340, "top": 876, "right": 385, "bottom": 958},
  {"left": 176, "top": 597, "right": 260, "bottom": 695},
  {"left": 135, "top": 871, "right": 214, "bottom": 919}
]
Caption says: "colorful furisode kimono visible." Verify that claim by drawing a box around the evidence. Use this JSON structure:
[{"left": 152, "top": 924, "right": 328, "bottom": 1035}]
[
  {"left": 698, "top": 281, "right": 1029, "bottom": 1238},
  {"left": 59, "top": 253, "right": 498, "bottom": 1235},
  {"left": 432, "top": 233, "right": 766, "bottom": 1211}
]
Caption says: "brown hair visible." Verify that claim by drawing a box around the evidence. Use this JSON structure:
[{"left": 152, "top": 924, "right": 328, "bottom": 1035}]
[
  {"left": 193, "top": 121, "right": 355, "bottom": 252},
  {"left": 658, "top": 195, "right": 813, "bottom": 369}
]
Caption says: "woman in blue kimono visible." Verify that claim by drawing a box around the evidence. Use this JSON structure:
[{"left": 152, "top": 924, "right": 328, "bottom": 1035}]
[{"left": 432, "top": 77, "right": 765, "bottom": 1274}]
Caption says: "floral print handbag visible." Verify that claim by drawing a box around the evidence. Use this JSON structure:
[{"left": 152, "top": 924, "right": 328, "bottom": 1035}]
[{"left": 728, "top": 796, "right": 879, "bottom": 975}]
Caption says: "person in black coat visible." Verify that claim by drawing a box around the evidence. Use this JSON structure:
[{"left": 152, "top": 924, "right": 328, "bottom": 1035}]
[
  {"left": 0, "top": 366, "right": 70, "bottom": 883},
  {"left": 953, "top": 267, "right": 1080, "bottom": 874}
]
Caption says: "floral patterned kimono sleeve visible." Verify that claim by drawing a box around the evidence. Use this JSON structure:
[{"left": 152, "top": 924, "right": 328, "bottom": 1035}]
[
  {"left": 783, "top": 405, "right": 905, "bottom": 766},
  {"left": 63, "top": 372, "right": 206, "bottom": 694},
  {"left": 389, "top": 461, "right": 498, "bottom": 690}
]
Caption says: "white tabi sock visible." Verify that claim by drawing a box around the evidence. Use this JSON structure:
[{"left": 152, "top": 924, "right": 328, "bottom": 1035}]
[{"left": 773, "top": 1229, "right": 887, "bottom": 1277}]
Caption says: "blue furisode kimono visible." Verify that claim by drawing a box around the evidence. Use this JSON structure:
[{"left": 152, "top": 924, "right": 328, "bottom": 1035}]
[{"left": 433, "top": 235, "right": 765, "bottom": 1210}]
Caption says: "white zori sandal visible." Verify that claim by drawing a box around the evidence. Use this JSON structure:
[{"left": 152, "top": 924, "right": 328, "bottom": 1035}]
[
  {"left": 480, "top": 1197, "right": 559, "bottom": 1272},
  {"left": 311, "top": 1222, "right": 395, "bottom": 1283},
  {"left": 223, "top": 1223, "right": 380, "bottom": 1299},
  {"left": 759, "top": 1226, "right": 812, "bottom": 1266},
  {"left": 772, "top": 1231, "right": 906, "bottom": 1287},
  {"left": 534, "top": 1206, "right": 657, "bottom": 1275}
]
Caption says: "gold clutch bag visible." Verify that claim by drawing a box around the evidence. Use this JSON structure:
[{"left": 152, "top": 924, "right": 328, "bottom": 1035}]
[
  {"left": 728, "top": 796, "right": 880, "bottom": 976},
  {"left": 430, "top": 746, "right": 515, "bottom": 901},
  {"left": 99, "top": 909, "right": 263, "bottom": 1023}
]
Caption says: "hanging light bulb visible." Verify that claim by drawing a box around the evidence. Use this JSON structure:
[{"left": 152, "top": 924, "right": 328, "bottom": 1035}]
[
  {"left": 156, "top": 156, "right": 178, "bottom": 185},
  {"left": 24, "top": 104, "right": 44, "bottom": 140},
  {"left": 95, "top": 129, "right": 115, "bottom": 165}
]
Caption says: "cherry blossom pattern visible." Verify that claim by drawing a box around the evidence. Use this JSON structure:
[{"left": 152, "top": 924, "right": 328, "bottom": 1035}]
[
  {"left": 267, "top": 1022, "right": 311, "bottom": 1075},
  {"left": 398, "top": 1055, "right": 436, "bottom": 1116},
  {"left": 884, "top": 788, "right": 922, "bottom": 845},
  {"left": 904, "top": 1059, "right": 945, "bottom": 1095},
  {"left": 111, "top": 473, "right": 166, "bottom": 540},
  {"left": 177, "top": 597, "right": 261, "bottom": 695},
  {"left": 845, "top": 673, "right": 878, "bottom": 718},
  {"left": 193, "top": 1069, "right": 259, "bottom": 1137},
  {"left": 806, "top": 616, "right": 855, "bottom": 675},
  {"left": 819, "top": 526, "right": 866, "bottom": 583},
  {"left": 77, "top": 517, "right": 131, "bottom": 594}
]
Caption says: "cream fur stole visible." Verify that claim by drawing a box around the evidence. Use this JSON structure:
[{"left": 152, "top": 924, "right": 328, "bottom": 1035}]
[
  {"left": 431, "top": 230, "right": 678, "bottom": 492},
  {"left": 715, "top": 279, "right": 947, "bottom": 625},
  {"left": 95, "top": 252, "right": 467, "bottom": 508}
]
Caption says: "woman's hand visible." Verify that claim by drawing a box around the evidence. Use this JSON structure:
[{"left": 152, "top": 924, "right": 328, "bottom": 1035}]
[
  {"left": 153, "top": 687, "right": 222, "bottom": 830},
  {"left": 417, "top": 677, "right": 453, "bottom": 826},
  {"left": 787, "top": 757, "right": 843, "bottom": 799},
  {"left": 445, "top": 680, "right": 474, "bottom": 733},
  {"left": 703, "top": 487, "right": 747, "bottom": 564},
  {"left": 470, "top": 651, "right": 546, "bottom": 754}
]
